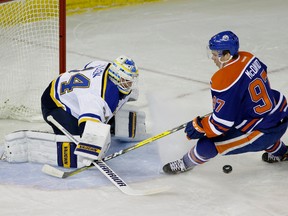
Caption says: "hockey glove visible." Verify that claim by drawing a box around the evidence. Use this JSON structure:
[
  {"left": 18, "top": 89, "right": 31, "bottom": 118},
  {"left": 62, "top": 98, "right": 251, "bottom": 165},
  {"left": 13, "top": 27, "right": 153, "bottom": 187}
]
[
  {"left": 74, "top": 121, "right": 111, "bottom": 165},
  {"left": 185, "top": 116, "right": 205, "bottom": 139},
  {"left": 110, "top": 104, "right": 147, "bottom": 141}
]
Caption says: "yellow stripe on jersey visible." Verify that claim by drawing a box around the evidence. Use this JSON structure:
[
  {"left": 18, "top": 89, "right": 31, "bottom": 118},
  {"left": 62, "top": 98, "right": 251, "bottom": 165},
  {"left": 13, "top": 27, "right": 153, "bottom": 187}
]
[
  {"left": 62, "top": 142, "right": 71, "bottom": 168},
  {"left": 78, "top": 117, "right": 100, "bottom": 125},
  {"left": 50, "top": 79, "right": 65, "bottom": 109},
  {"left": 101, "top": 69, "right": 109, "bottom": 100}
]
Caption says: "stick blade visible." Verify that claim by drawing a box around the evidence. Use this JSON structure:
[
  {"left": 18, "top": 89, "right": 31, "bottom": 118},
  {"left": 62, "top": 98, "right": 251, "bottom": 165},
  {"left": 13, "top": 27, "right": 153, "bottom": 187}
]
[
  {"left": 123, "top": 186, "right": 170, "bottom": 196},
  {"left": 42, "top": 164, "right": 65, "bottom": 178}
]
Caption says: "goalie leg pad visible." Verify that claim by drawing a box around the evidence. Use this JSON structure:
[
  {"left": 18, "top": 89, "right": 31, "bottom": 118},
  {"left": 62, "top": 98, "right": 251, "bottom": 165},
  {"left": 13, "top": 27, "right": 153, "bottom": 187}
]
[
  {"left": 114, "top": 104, "right": 147, "bottom": 141},
  {"left": 4, "top": 131, "right": 84, "bottom": 168},
  {"left": 4, "top": 131, "right": 29, "bottom": 163},
  {"left": 56, "top": 142, "right": 78, "bottom": 168}
]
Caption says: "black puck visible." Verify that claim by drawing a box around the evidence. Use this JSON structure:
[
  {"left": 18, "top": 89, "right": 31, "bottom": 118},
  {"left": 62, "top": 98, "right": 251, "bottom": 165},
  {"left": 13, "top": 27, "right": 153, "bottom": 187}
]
[{"left": 223, "top": 165, "right": 232, "bottom": 174}]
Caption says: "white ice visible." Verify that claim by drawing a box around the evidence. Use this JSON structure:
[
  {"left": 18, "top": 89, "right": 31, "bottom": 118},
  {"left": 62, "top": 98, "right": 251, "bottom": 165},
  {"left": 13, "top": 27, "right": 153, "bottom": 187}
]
[{"left": 1, "top": 0, "right": 288, "bottom": 215}]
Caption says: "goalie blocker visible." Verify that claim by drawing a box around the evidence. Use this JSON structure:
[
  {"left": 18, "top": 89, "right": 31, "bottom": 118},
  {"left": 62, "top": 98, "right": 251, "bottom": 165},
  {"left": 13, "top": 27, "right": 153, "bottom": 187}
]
[{"left": 2, "top": 106, "right": 146, "bottom": 168}]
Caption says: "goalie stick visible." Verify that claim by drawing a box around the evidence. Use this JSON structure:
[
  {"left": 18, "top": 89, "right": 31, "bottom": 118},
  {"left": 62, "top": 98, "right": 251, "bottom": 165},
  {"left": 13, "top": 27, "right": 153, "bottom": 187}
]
[
  {"left": 42, "top": 116, "right": 188, "bottom": 178},
  {"left": 91, "top": 161, "right": 169, "bottom": 195},
  {"left": 42, "top": 115, "right": 169, "bottom": 195}
]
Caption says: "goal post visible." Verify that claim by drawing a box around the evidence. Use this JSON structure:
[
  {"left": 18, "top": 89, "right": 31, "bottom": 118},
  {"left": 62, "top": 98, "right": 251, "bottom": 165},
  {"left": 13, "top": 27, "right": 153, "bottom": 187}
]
[
  {"left": 0, "top": 0, "right": 66, "bottom": 121},
  {"left": 59, "top": 0, "right": 66, "bottom": 74}
]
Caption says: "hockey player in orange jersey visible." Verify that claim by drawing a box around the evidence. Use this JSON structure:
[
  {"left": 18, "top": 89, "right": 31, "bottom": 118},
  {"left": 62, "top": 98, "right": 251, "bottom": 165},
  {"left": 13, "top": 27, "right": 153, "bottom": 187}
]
[{"left": 163, "top": 30, "right": 288, "bottom": 174}]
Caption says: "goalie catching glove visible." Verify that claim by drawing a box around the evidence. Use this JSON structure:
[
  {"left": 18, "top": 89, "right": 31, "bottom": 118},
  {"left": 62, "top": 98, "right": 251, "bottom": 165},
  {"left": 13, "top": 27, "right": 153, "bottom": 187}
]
[{"left": 110, "top": 104, "right": 147, "bottom": 141}]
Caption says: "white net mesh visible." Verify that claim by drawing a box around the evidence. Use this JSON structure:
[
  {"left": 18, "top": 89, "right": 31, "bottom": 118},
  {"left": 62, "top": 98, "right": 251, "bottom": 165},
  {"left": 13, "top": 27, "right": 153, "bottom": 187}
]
[{"left": 0, "top": 0, "right": 60, "bottom": 121}]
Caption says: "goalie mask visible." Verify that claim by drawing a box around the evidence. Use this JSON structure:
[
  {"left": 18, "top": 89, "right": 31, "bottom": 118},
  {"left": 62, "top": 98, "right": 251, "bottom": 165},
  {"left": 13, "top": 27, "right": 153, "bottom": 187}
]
[{"left": 108, "top": 55, "right": 139, "bottom": 94}]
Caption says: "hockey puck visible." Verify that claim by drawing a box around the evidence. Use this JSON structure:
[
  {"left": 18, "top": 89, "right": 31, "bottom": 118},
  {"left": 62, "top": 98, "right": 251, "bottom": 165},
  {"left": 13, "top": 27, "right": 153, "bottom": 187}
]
[{"left": 222, "top": 165, "right": 232, "bottom": 174}]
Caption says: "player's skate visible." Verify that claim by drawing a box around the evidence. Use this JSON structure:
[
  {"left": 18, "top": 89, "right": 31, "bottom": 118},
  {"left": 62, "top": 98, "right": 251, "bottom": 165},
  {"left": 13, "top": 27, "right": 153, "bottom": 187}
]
[
  {"left": 262, "top": 150, "right": 288, "bottom": 163},
  {"left": 162, "top": 159, "right": 194, "bottom": 174}
]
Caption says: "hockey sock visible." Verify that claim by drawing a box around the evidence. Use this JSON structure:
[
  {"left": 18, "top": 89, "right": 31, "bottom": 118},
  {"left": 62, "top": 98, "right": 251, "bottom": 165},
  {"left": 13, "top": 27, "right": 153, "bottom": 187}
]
[
  {"left": 183, "top": 146, "right": 208, "bottom": 168},
  {"left": 265, "top": 140, "right": 287, "bottom": 156}
]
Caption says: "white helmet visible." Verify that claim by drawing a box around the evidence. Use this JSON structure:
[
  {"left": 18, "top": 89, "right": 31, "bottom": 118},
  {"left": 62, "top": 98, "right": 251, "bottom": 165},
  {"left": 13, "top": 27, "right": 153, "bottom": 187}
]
[{"left": 108, "top": 55, "right": 139, "bottom": 94}]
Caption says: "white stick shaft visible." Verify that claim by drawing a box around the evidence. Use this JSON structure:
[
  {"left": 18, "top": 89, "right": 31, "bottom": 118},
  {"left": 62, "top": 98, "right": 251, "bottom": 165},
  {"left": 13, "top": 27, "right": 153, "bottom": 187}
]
[{"left": 47, "top": 115, "right": 79, "bottom": 144}]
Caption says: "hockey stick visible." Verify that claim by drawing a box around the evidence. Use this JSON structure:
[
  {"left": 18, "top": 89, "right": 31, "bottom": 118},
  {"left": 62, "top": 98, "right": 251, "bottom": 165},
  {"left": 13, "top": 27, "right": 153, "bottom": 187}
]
[
  {"left": 42, "top": 120, "right": 187, "bottom": 178},
  {"left": 42, "top": 115, "right": 169, "bottom": 195},
  {"left": 43, "top": 113, "right": 211, "bottom": 178},
  {"left": 42, "top": 116, "right": 188, "bottom": 178},
  {"left": 91, "top": 161, "right": 169, "bottom": 195}
]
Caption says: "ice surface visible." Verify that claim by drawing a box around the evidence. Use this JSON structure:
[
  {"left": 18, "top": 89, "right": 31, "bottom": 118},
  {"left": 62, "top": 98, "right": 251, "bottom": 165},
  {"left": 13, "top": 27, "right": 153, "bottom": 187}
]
[{"left": 1, "top": 0, "right": 288, "bottom": 215}]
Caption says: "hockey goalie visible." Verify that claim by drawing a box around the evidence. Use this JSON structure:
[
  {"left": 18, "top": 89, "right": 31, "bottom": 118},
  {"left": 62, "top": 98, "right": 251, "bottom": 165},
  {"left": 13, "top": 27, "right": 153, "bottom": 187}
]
[{"left": 1, "top": 55, "right": 147, "bottom": 168}]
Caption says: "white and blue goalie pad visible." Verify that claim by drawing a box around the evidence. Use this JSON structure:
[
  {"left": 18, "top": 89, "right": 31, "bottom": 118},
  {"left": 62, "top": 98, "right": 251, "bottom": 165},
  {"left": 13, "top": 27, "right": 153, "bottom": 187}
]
[
  {"left": 113, "top": 104, "right": 147, "bottom": 141},
  {"left": 3, "top": 130, "right": 85, "bottom": 168}
]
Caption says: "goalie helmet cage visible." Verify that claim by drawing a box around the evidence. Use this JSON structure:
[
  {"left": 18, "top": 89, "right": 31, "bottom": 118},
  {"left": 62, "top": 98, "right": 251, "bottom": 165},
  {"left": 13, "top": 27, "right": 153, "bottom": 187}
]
[{"left": 0, "top": 0, "right": 66, "bottom": 121}]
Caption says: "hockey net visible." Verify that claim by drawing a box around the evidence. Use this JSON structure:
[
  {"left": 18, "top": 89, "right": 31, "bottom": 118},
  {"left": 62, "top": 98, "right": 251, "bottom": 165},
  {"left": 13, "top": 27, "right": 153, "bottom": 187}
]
[
  {"left": 0, "top": 0, "right": 158, "bottom": 122},
  {"left": 0, "top": 0, "right": 63, "bottom": 121}
]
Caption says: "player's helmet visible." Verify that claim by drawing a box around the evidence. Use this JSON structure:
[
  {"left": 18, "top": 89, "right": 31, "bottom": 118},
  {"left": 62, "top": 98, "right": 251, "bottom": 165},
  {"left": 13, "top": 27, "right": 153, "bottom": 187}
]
[
  {"left": 108, "top": 55, "right": 139, "bottom": 94},
  {"left": 208, "top": 31, "right": 239, "bottom": 56}
]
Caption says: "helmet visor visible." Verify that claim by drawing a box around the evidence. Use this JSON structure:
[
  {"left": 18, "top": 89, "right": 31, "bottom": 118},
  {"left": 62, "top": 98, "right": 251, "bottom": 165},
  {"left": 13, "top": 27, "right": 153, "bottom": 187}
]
[{"left": 207, "top": 45, "right": 223, "bottom": 59}]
